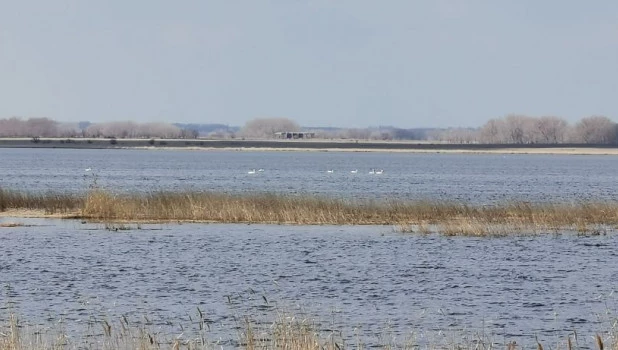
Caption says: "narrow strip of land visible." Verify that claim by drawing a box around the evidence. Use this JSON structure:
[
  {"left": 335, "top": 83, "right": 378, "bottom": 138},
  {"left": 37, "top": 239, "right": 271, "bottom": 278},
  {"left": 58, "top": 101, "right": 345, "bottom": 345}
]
[{"left": 2, "top": 137, "right": 618, "bottom": 154}]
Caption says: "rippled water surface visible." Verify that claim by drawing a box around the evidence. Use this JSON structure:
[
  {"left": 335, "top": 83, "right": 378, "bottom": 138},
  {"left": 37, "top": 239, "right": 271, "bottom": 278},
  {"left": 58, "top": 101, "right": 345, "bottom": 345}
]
[
  {"left": 2, "top": 149, "right": 618, "bottom": 348},
  {"left": 1, "top": 220, "right": 618, "bottom": 347},
  {"left": 1, "top": 148, "right": 618, "bottom": 203}
]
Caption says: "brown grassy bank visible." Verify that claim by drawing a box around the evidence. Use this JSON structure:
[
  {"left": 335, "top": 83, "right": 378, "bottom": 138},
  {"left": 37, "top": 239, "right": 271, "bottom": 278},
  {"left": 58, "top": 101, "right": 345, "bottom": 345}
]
[{"left": 2, "top": 189, "right": 618, "bottom": 234}]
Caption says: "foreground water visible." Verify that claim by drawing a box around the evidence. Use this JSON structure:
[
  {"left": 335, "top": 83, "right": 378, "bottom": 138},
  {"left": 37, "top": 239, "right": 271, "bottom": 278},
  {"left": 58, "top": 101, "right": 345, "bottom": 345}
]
[
  {"left": 1, "top": 148, "right": 618, "bottom": 203},
  {"left": 1, "top": 219, "right": 617, "bottom": 348}
]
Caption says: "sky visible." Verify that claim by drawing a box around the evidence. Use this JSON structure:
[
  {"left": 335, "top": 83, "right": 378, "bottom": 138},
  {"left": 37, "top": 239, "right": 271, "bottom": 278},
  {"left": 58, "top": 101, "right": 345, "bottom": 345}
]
[{"left": 1, "top": 1, "right": 617, "bottom": 128}]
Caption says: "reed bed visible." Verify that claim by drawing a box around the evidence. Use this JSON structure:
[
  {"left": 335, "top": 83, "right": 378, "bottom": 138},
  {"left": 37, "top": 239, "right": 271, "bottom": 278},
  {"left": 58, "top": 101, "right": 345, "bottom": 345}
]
[
  {"left": 2, "top": 188, "right": 618, "bottom": 235},
  {"left": 0, "top": 188, "right": 82, "bottom": 214},
  {"left": 2, "top": 311, "right": 618, "bottom": 350},
  {"left": 77, "top": 191, "right": 618, "bottom": 230}
]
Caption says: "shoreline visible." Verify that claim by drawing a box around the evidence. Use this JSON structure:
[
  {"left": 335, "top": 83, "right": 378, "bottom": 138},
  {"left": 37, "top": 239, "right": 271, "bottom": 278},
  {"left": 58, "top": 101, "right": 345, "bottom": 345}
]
[{"left": 1, "top": 137, "right": 618, "bottom": 154}]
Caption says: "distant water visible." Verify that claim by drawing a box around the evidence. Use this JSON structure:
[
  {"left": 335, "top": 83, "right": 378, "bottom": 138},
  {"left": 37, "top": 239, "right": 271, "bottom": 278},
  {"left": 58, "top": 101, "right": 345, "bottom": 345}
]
[
  {"left": 1, "top": 220, "right": 617, "bottom": 348},
  {"left": 1, "top": 148, "right": 617, "bottom": 203}
]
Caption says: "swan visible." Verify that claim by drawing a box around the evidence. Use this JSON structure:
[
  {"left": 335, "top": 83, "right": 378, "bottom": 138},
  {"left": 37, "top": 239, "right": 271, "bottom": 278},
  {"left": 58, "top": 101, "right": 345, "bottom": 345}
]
[
  {"left": 248, "top": 169, "right": 256, "bottom": 174},
  {"left": 375, "top": 169, "right": 384, "bottom": 174},
  {"left": 327, "top": 169, "right": 334, "bottom": 173},
  {"left": 258, "top": 168, "right": 265, "bottom": 172},
  {"left": 369, "top": 169, "right": 375, "bottom": 174},
  {"left": 85, "top": 168, "right": 92, "bottom": 172},
  {"left": 350, "top": 169, "right": 358, "bottom": 174}
]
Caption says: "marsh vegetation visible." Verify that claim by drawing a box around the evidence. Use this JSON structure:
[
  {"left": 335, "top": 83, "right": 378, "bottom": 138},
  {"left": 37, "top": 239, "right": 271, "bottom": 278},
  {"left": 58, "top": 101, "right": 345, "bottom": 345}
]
[
  {"left": 2, "top": 188, "right": 618, "bottom": 235},
  {"left": 2, "top": 309, "right": 617, "bottom": 350}
]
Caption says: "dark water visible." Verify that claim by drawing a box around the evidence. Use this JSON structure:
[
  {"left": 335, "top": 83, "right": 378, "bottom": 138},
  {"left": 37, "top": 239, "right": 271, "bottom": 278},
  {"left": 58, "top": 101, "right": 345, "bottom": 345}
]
[
  {"left": 1, "top": 148, "right": 618, "bottom": 203},
  {"left": 1, "top": 219, "right": 617, "bottom": 348}
]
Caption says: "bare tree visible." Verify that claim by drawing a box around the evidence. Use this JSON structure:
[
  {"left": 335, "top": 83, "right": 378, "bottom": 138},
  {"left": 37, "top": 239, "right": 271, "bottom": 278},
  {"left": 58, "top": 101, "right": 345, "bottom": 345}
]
[
  {"left": 481, "top": 115, "right": 551, "bottom": 144},
  {"left": 433, "top": 128, "right": 480, "bottom": 144},
  {"left": 25, "top": 118, "right": 59, "bottom": 137},
  {"left": 573, "top": 115, "right": 617, "bottom": 144},
  {"left": 0, "top": 117, "right": 26, "bottom": 136},
  {"left": 0, "top": 117, "right": 59, "bottom": 137},
  {"left": 84, "top": 121, "right": 182, "bottom": 139},
  {"left": 504, "top": 115, "right": 537, "bottom": 144},
  {"left": 180, "top": 128, "right": 200, "bottom": 139},
  {"left": 239, "top": 117, "right": 300, "bottom": 139},
  {"left": 480, "top": 118, "right": 506, "bottom": 143},
  {"left": 535, "top": 116, "right": 568, "bottom": 143}
]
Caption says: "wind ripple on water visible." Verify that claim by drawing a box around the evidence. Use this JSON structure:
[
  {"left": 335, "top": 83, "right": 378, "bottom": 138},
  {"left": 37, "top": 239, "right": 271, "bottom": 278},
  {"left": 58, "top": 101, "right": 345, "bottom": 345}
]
[{"left": 0, "top": 221, "right": 617, "bottom": 348}]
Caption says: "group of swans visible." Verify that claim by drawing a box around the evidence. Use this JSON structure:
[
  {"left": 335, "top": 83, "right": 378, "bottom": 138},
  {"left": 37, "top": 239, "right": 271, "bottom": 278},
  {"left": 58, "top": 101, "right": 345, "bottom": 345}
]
[
  {"left": 327, "top": 169, "right": 384, "bottom": 174},
  {"left": 248, "top": 168, "right": 383, "bottom": 175}
]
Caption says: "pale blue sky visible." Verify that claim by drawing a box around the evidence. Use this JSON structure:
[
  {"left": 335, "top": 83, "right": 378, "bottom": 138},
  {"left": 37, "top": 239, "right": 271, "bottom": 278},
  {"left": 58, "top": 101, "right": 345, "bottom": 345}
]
[{"left": 1, "top": 1, "right": 617, "bottom": 128}]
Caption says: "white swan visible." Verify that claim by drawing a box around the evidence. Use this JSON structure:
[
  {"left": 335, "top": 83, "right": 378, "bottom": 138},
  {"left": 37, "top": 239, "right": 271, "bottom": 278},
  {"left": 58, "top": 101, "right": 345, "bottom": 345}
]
[
  {"left": 375, "top": 169, "right": 384, "bottom": 174},
  {"left": 85, "top": 168, "right": 92, "bottom": 172},
  {"left": 369, "top": 169, "right": 375, "bottom": 174},
  {"left": 248, "top": 169, "right": 256, "bottom": 174},
  {"left": 258, "top": 168, "right": 265, "bottom": 172},
  {"left": 327, "top": 169, "right": 334, "bottom": 173},
  {"left": 350, "top": 169, "right": 358, "bottom": 174}
]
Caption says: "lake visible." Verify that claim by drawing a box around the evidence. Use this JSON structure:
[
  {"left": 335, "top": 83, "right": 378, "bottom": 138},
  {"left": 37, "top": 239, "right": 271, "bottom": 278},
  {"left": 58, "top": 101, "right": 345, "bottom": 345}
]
[
  {"left": 1, "top": 148, "right": 617, "bottom": 203},
  {"left": 1, "top": 148, "right": 618, "bottom": 348}
]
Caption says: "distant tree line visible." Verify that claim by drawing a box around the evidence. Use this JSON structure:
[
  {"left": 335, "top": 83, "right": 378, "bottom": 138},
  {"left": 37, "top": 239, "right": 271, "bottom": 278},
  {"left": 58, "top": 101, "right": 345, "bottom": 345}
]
[
  {"left": 173, "top": 123, "right": 239, "bottom": 138},
  {"left": 237, "top": 117, "right": 424, "bottom": 140},
  {"left": 0, "top": 117, "right": 77, "bottom": 137},
  {"left": 1, "top": 115, "right": 617, "bottom": 144},
  {"left": 83, "top": 121, "right": 197, "bottom": 139},
  {"left": 0, "top": 118, "right": 199, "bottom": 139},
  {"left": 431, "top": 115, "right": 618, "bottom": 144},
  {"left": 239, "top": 117, "right": 300, "bottom": 138}
]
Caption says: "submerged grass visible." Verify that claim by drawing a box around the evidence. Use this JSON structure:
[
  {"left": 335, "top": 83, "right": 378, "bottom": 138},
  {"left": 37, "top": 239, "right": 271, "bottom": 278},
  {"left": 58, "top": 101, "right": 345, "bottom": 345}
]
[{"left": 3, "top": 188, "right": 618, "bottom": 235}]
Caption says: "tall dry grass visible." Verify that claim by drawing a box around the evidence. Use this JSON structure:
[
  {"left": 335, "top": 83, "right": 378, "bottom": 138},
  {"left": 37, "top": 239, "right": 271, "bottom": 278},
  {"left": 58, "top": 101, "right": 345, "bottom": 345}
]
[
  {"left": 2, "top": 311, "right": 618, "bottom": 350},
  {"left": 0, "top": 312, "right": 176, "bottom": 350},
  {"left": 80, "top": 190, "right": 415, "bottom": 224},
  {"left": 3, "top": 188, "right": 618, "bottom": 235},
  {"left": 79, "top": 191, "right": 618, "bottom": 234},
  {"left": 0, "top": 188, "right": 81, "bottom": 214}
]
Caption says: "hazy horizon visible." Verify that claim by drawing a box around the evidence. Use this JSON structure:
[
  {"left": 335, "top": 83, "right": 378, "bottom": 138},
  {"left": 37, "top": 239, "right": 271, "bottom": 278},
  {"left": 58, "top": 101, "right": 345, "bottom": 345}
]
[{"left": 1, "top": 1, "right": 617, "bottom": 128}]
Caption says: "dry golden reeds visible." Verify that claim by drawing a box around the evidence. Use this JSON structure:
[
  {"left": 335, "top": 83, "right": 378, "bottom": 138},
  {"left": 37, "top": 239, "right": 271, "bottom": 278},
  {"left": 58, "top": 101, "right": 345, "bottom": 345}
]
[
  {"left": 0, "top": 188, "right": 82, "bottom": 214},
  {"left": 3, "top": 310, "right": 618, "bottom": 350},
  {"left": 2, "top": 188, "right": 618, "bottom": 235}
]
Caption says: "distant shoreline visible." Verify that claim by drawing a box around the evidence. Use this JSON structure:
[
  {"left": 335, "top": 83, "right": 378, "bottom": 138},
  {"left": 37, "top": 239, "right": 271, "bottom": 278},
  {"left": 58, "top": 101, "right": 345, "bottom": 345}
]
[{"left": 1, "top": 137, "right": 618, "bottom": 155}]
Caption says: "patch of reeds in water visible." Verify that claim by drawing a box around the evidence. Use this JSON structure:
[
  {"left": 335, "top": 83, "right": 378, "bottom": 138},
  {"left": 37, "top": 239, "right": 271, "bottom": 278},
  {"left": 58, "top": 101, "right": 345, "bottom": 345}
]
[
  {"left": 0, "top": 188, "right": 82, "bottom": 214},
  {"left": 79, "top": 191, "right": 618, "bottom": 230},
  {"left": 76, "top": 191, "right": 618, "bottom": 235},
  {"left": 3, "top": 188, "right": 618, "bottom": 235},
  {"left": 2, "top": 311, "right": 618, "bottom": 350},
  {"left": 81, "top": 190, "right": 412, "bottom": 225}
]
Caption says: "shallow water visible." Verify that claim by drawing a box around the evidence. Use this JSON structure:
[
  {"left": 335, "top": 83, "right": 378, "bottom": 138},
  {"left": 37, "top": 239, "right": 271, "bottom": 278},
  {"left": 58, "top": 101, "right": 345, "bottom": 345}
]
[
  {"left": 1, "top": 219, "right": 617, "bottom": 348},
  {"left": 1, "top": 148, "right": 618, "bottom": 203}
]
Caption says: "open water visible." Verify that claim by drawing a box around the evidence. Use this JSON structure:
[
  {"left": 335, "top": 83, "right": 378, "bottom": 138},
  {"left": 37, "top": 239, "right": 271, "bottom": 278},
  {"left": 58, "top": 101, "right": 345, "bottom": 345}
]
[
  {"left": 1, "top": 148, "right": 618, "bottom": 348},
  {"left": 1, "top": 148, "right": 617, "bottom": 203}
]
